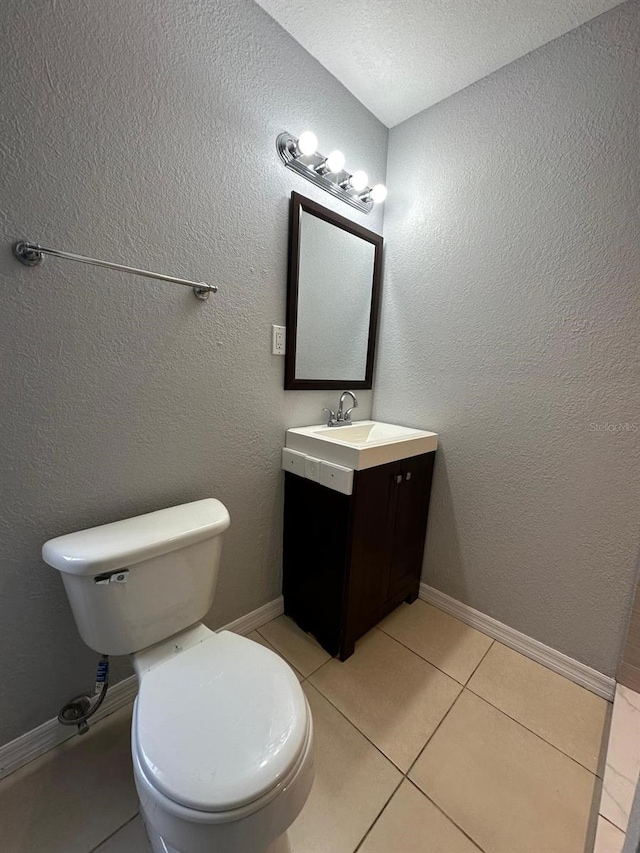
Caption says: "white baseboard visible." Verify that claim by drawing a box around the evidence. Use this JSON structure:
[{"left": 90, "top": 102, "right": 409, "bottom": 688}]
[
  {"left": 0, "top": 596, "right": 285, "bottom": 781},
  {"left": 219, "top": 596, "right": 284, "bottom": 636},
  {"left": 419, "top": 584, "right": 615, "bottom": 702},
  {"left": 0, "top": 672, "right": 139, "bottom": 781}
]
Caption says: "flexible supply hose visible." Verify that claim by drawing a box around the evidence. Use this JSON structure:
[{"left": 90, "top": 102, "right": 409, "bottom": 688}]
[{"left": 57, "top": 655, "right": 110, "bottom": 734}]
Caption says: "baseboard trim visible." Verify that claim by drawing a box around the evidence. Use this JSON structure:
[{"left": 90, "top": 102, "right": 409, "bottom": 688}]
[
  {"left": 419, "top": 584, "right": 615, "bottom": 701},
  {"left": 0, "top": 673, "right": 139, "bottom": 781},
  {"left": 219, "top": 596, "right": 285, "bottom": 636},
  {"left": 0, "top": 596, "right": 285, "bottom": 780}
]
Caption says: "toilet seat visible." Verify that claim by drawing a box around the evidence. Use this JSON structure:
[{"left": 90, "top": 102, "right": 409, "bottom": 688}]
[{"left": 133, "top": 630, "right": 308, "bottom": 814}]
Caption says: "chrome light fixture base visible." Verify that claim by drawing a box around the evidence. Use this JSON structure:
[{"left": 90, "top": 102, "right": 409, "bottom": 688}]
[{"left": 277, "top": 132, "right": 374, "bottom": 214}]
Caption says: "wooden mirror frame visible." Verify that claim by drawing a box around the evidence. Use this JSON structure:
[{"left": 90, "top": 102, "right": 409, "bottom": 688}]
[{"left": 285, "top": 192, "right": 383, "bottom": 390}]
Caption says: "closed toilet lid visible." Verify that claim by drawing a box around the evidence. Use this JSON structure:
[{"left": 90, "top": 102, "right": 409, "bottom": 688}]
[{"left": 134, "top": 630, "right": 309, "bottom": 813}]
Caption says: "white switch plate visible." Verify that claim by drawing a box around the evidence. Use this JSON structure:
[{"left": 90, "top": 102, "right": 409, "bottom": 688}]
[{"left": 272, "top": 325, "right": 286, "bottom": 355}]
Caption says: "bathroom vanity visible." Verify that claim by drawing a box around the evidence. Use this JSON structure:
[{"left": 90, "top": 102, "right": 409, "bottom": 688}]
[{"left": 282, "top": 421, "right": 437, "bottom": 660}]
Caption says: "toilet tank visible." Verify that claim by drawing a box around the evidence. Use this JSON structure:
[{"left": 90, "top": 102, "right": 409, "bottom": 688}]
[{"left": 42, "top": 499, "right": 231, "bottom": 656}]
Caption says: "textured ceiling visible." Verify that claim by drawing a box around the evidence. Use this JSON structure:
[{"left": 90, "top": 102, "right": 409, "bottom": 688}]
[{"left": 254, "top": 0, "right": 624, "bottom": 126}]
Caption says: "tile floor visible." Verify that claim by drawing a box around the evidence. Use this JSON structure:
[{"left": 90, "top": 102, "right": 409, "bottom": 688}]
[
  {"left": 598, "top": 683, "right": 640, "bottom": 848},
  {"left": 0, "top": 600, "right": 614, "bottom": 853}
]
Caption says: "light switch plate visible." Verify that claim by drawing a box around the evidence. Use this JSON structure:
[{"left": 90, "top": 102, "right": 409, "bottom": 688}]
[{"left": 272, "top": 325, "right": 286, "bottom": 355}]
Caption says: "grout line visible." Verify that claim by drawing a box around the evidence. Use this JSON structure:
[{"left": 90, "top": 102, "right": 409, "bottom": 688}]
[
  {"left": 420, "top": 586, "right": 615, "bottom": 701},
  {"left": 269, "top": 643, "right": 482, "bottom": 853},
  {"left": 375, "top": 624, "right": 477, "bottom": 687},
  {"left": 352, "top": 776, "right": 404, "bottom": 852},
  {"left": 302, "top": 627, "right": 477, "bottom": 776},
  {"left": 405, "top": 778, "right": 488, "bottom": 853},
  {"left": 303, "top": 655, "right": 333, "bottom": 679},
  {"left": 598, "top": 813, "right": 626, "bottom": 834},
  {"left": 464, "top": 639, "right": 495, "bottom": 685},
  {"left": 266, "top": 613, "right": 604, "bottom": 845},
  {"left": 264, "top": 611, "right": 490, "bottom": 686},
  {"left": 302, "top": 681, "right": 408, "bottom": 772},
  {"left": 363, "top": 620, "right": 604, "bottom": 779},
  {"left": 463, "top": 688, "right": 602, "bottom": 778},
  {"left": 88, "top": 811, "right": 140, "bottom": 852},
  {"left": 254, "top": 621, "right": 330, "bottom": 680},
  {"left": 252, "top": 631, "right": 306, "bottom": 681},
  {"left": 404, "top": 686, "right": 465, "bottom": 779}
]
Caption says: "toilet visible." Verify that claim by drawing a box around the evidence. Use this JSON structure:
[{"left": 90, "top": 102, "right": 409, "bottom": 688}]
[{"left": 42, "top": 498, "right": 314, "bottom": 853}]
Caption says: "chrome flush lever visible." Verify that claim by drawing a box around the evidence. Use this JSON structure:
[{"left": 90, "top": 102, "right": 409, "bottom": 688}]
[{"left": 95, "top": 569, "right": 129, "bottom": 585}]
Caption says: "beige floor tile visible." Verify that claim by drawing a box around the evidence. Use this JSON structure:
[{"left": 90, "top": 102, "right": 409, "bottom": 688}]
[
  {"left": 410, "top": 690, "right": 597, "bottom": 853},
  {"left": 0, "top": 705, "right": 138, "bottom": 853},
  {"left": 358, "top": 780, "right": 481, "bottom": 853},
  {"left": 288, "top": 683, "right": 401, "bottom": 853},
  {"left": 93, "top": 815, "right": 151, "bottom": 852},
  {"left": 257, "top": 616, "right": 330, "bottom": 677},
  {"left": 379, "top": 601, "right": 493, "bottom": 683},
  {"left": 593, "top": 816, "right": 625, "bottom": 853},
  {"left": 246, "top": 630, "right": 304, "bottom": 681},
  {"left": 467, "top": 642, "right": 609, "bottom": 772},
  {"left": 309, "top": 629, "right": 461, "bottom": 771},
  {"left": 600, "top": 684, "right": 640, "bottom": 832}
]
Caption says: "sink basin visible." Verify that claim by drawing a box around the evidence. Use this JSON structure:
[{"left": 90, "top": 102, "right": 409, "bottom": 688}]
[{"left": 286, "top": 420, "right": 438, "bottom": 471}]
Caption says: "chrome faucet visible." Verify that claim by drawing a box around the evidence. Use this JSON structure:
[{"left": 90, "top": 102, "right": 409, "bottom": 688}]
[{"left": 323, "top": 390, "right": 358, "bottom": 427}]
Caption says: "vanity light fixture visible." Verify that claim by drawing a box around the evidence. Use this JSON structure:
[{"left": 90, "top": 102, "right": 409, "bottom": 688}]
[
  {"left": 344, "top": 170, "right": 369, "bottom": 192},
  {"left": 295, "top": 130, "right": 318, "bottom": 156},
  {"left": 277, "top": 130, "right": 386, "bottom": 214},
  {"left": 361, "top": 184, "right": 388, "bottom": 204},
  {"left": 315, "top": 149, "right": 346, "bottom": 175}
]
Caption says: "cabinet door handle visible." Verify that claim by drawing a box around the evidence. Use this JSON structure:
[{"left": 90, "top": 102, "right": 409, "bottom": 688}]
[
  {"left": 395, "top": 474, "right": 403, "bottom": 484},
  {"left": 405, "top": 472, "right": 412, "bottom": 481}
]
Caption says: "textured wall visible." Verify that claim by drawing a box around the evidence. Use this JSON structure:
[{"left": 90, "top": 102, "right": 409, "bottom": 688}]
[
  {"left": 0, "top": 0, "right": 387, "bottom": 745},
  {"left": 374, "top": 1, "right": 640, "bottom": 676}
]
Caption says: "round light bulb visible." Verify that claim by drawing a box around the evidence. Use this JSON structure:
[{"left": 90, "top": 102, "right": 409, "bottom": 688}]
[
  {"left": 296, "top": 130, "right": 318, "bottom": 156},
  {"left": 371, "top": 184, "right": 387, "bottom": 203},
  {"left": 349, "top": 170, "right": 368, "bottom": 192},
  {"left": 326, "top": 150, "right": 346, "bottom": 173}
]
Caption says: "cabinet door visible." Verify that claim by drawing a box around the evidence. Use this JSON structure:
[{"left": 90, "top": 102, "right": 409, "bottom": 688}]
[
  {"left": 283, "top": 472, "right": 351, "bottom": 656},
  {"left": 387, "top": 453, "right": 435, "bottom": 600},
  {"left": 345, "top": 460, "right": 402, "bottom": 647}
]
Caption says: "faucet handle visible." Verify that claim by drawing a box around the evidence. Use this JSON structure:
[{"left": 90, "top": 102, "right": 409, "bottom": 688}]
[
  {"left": 322, "top": 407, "right": 337, "bottom": 426},
  {"left": 343, "top": 406, "right": 357, "bottom": 422}
]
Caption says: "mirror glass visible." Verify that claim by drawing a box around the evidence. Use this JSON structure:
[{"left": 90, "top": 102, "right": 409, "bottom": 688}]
[
  {"left": 285, "top": 193, "right": 383, "bottom": 390},
  {"left": 296, "top": 211, "right": 375, "bottom": 380}
]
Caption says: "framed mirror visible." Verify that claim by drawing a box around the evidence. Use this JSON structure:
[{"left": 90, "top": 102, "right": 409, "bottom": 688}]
[{"left": 285, "top": 192, "right": 383, "bottom": 390}]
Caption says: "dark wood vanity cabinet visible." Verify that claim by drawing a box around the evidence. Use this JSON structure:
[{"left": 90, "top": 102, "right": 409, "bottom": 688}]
[{"left": 283, "top": 452, "right": 435, "bottom": 661}]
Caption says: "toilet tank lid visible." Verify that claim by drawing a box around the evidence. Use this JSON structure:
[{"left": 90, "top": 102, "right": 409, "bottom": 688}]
[{"left": 42, "top": 498, "right": 230, "bottom": 576}]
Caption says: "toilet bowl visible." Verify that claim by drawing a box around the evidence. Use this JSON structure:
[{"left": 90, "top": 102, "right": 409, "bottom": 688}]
[
  {"left": 42, "top": 499, "right": 314, "bottom": 853},
  {"left": 131, "top": 624, "right": 314, "bottom": 853}
]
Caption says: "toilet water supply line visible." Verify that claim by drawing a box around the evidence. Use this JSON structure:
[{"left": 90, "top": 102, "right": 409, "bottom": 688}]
[{"left": 57, "top": 655, "right": 110, "bottom": 735}]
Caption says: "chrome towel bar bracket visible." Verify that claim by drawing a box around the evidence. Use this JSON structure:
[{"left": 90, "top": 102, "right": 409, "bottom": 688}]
[{"left": 12, "top": 241, "right": 217, "bottom": 301}]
